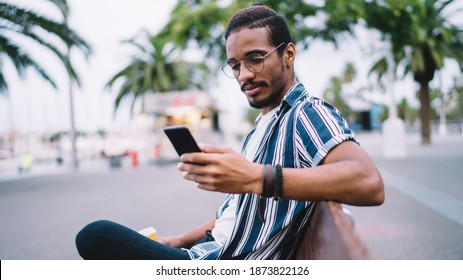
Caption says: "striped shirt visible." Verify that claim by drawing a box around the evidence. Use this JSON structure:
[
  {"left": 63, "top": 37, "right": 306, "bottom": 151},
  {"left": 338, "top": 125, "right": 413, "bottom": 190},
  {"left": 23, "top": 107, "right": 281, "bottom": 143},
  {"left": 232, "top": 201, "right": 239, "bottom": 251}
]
[{"left": 186, "top": 83, "right": 357, "bottom": 259}]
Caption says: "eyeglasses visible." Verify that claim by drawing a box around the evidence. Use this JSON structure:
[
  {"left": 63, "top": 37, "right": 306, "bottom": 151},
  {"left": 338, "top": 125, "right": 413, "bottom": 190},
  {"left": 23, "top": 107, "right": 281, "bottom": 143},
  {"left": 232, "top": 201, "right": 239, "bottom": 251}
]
[{"left": 221, "top": 42, "right": 286, "bottom": 78}]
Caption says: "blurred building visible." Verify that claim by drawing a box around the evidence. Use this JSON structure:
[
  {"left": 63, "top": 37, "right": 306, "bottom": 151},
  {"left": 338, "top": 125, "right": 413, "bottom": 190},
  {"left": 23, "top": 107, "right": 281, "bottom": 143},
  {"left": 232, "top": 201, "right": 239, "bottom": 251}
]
[
  {"left": 143, "top": 91, "right": 216, "bottom": 161},
  {"left": 144, "top": 90, "right": 212, "bottom": 129}
]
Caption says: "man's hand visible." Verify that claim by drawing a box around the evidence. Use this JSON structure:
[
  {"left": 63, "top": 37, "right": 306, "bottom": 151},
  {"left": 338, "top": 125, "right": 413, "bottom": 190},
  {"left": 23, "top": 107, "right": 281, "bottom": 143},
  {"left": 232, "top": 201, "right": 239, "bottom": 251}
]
[
  {"left": 177, "top": 144, "right": 262, "bottom": 195},
  {"left": 156, "top": 236, "right": 184, "bottom": 248},
  {"left": 157, "top": 217, "right": 215, "bottom": 249}
]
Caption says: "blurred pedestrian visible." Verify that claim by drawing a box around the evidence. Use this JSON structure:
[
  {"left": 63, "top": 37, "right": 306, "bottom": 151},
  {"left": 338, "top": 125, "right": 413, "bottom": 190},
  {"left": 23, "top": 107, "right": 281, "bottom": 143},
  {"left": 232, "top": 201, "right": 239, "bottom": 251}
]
[{"left": 18, "top": 151, "right": 33, "bottom": 174}]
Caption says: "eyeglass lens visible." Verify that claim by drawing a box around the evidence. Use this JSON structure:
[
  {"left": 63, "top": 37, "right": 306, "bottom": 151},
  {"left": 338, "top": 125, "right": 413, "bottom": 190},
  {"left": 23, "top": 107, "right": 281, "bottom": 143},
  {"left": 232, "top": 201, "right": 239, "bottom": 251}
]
[{"left": 222, "top": 42, "right": 285, "bottom": 78}]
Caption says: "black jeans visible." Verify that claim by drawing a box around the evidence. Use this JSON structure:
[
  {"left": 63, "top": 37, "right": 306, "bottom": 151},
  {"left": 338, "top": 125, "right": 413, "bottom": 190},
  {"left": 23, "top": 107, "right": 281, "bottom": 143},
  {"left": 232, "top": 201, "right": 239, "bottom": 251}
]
[{"left": 76, "top": 220, "right": 196, "bottom": 260}]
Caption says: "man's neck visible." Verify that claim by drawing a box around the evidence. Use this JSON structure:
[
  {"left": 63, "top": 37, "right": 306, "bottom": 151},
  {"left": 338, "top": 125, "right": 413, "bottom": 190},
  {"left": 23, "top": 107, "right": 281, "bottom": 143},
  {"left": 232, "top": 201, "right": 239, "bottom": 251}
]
[{"left": 261, "top": 78, "right": 297, "bottom": 115}]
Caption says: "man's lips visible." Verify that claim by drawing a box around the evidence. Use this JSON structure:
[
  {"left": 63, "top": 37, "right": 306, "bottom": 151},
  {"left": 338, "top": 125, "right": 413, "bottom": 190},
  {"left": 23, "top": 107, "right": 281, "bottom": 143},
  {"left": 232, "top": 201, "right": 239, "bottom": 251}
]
[{"left": 241, "top": 82, "right": 266, "bottom": 96}]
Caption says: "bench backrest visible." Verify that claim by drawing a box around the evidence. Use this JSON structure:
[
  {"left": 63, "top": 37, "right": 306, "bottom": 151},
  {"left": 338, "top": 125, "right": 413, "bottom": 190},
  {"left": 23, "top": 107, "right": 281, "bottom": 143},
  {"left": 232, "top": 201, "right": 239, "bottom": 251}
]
[{"left": 294, "top": 201, "right": 371, "bottom": 259}]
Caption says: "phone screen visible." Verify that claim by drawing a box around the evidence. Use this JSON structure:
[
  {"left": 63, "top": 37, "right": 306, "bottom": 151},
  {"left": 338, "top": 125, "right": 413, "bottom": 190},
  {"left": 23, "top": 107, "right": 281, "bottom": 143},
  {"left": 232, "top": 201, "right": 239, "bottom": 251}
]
[{"left": 163, "top": 125, "right": 202, "bottom": 156}]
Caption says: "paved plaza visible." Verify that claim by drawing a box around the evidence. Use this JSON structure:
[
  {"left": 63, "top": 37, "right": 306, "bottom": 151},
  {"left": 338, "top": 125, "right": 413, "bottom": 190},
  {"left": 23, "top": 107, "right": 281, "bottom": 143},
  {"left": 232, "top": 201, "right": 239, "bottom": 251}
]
[{"left": 0, "top": 132, "right": 462, "bottom": 259}]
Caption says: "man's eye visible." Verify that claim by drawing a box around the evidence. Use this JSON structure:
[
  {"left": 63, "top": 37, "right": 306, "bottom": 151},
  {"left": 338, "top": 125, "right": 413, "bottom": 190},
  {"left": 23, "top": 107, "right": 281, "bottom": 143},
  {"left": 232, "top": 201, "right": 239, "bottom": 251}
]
[
  {"left": 246, "top": 55, "right": 263, "bottom": 65},
  {"left": 230, "top": 63, "right": 240, "bottom": 71}
]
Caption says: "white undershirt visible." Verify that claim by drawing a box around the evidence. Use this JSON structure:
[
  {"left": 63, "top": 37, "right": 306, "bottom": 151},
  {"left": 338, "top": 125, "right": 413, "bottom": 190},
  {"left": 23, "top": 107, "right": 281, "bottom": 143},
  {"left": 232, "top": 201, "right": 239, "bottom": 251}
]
[
  {"left": 243, "top": 107, "right": 278, "bottom": 160},
  {"left": 211, "top": 107, "right": 278, "bottom": 245}
]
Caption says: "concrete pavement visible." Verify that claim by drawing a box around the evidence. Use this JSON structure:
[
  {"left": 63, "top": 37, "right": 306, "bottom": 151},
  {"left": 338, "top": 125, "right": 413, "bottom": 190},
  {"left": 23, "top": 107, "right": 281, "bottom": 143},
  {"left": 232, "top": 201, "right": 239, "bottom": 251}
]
[
  {"left": 0, "top": 163, "right": 225, "bottom": 259},
  {"left": 346, "top": 132, "right": 463, "bottom": 259},
  {"left": 0, "top": 131, "right": 462, "bottom": 259}
]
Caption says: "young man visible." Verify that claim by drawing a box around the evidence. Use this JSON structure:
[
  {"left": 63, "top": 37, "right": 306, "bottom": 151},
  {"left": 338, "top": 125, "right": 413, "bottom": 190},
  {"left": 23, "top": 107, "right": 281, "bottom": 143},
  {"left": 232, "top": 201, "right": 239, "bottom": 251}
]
[{"left": 76, "top": 3, "right": 384, "bottom": 260}]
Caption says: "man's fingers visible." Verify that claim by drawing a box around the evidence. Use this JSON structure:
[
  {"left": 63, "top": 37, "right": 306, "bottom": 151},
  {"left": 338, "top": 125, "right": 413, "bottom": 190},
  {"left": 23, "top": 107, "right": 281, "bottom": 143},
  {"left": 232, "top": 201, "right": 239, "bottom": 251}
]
[
  {"left": 200, "top": 144, "right": 230, "bottom": 154},
  {"left": 197, "top": 183, "right": 216, "bottom": 192},
  {"left": 182, "top": 170, "right": 205, "bottom": 182},
  {"left": 180, "top": 152, "right": 207, "bottom": 164},
  {"left": 177, "top": 162, "right": 207, "bottom": 173}
]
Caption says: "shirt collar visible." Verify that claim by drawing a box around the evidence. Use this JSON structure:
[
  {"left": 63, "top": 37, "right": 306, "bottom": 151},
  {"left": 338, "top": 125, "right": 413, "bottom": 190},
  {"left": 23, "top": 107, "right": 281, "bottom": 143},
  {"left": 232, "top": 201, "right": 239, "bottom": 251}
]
[
  {"left": 281, "top": 82, "right": 307, "bottom": 108},
  {"left": 254, "top": 82, "right": 308, "bottom": 125}
]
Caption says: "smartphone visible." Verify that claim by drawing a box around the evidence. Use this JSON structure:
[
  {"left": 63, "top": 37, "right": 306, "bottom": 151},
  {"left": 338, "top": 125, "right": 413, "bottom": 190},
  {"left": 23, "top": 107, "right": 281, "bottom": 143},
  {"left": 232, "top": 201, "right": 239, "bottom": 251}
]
[{"left": 163, "top": 125, "right": 202, "bottom": 156}]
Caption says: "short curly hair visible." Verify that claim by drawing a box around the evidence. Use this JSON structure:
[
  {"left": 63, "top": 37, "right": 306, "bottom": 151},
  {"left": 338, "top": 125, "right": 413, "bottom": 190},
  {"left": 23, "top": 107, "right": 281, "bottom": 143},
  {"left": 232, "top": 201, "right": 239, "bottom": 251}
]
[{"left": 225, "top": 2, "right": 293, "bottom": 55}]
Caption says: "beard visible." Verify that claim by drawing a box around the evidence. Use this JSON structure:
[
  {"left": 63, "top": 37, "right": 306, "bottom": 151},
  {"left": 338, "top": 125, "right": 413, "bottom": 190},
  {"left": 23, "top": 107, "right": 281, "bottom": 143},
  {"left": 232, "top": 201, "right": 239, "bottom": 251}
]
[
  {"left": 243, "top": 68, "right": 286, "bottom": 109},
  {"left": 247, "top": 87, "right": 281, "bottom": 109}
]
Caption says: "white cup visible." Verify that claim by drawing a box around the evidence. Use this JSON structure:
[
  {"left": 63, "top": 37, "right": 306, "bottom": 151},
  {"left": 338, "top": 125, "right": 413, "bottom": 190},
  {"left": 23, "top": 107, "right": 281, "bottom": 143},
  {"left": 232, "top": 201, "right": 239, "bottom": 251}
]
[{"left": 138, "top": 227, "right": 157, "bottom": 240}]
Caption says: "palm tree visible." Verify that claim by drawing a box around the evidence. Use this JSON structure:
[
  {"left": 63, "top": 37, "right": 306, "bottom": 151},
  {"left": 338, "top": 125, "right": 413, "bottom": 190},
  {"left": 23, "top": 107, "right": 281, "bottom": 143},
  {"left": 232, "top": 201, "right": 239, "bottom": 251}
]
[
  {"left": 161, "top": 0, "right": 463, "bottom": 145},
  {"left": 323, "top": 63, "right": 357, "bottom": 121},
  {"left": 53, "top": 0, "right": 87, "bottom": 170},
  {"left": 106, "top": 31, "right": 210, "bottom": 113},
  {"left": 155, "top": 0, "right": 328, "bottom": 64},
  {"left": 1, "top": 0, "right": 91, "bottom": 165},
  {"left": 363, "top": 0, "right": 463, "bottom": 144},
  {"left": 450, "top": 75, "right": 463, "bottom": 120},
  {"left": 0, "top": 0, "right": 91, "bottom": 93}
]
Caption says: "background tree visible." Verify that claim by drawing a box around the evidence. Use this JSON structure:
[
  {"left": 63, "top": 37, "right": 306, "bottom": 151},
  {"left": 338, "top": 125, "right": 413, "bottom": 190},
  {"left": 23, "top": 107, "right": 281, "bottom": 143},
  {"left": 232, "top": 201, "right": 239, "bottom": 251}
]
[
  {"left": 106, "top": 31, "right": 210, "bottom": 114},
  {"left": 0, "top": 0, "right": 91, "bottom": 94},
  {"left": 156, "top": 0, "right": 346, "bottom": 64},
  {"left": 1, "top": 0, "right": 91, "bottom": 163},
  {"left": 397, "top": 97, "right": 420, "bottom": 125},
  {"left": 323, "top": 63, "right": 357, "bottom": 123},
  {"left": 447, "top": 75, "right": 463, "bottom": 120},
  {"left": 360, "top": 0, "right": 463, "bottom": 144},
  {"left": 430, "top": 73, "right": 463, "bottom": 121},
  {"left": 154, "top": 0, "right": 462, "bottom": 144}
]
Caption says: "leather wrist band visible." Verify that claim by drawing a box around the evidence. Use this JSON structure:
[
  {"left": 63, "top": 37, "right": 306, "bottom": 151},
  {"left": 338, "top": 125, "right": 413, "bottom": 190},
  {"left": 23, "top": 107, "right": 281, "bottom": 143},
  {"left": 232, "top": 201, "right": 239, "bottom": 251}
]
[
  {"left": 262, "top": 165, "right": 273, "bottom": 197},
  {"left": 271, "top": 165, "right": 277, "bottom": 199},
  {"left": 260, "top": 165, "right": 273, "bottom": 222},
  {"left": 259, "top": 164, "right": 283, "bottom": 222},
  {"left": 273, "top": 164, "right": 283, "bottom": 200},
  {"left": 262, "top": 164, "right": 267, "bottom": 196}
]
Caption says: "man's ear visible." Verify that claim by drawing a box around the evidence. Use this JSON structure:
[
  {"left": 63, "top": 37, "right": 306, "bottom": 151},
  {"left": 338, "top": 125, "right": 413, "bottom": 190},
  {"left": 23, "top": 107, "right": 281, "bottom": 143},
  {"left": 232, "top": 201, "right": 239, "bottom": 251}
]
[{"left": 284, "top": 43, "right": 296, "bottom": 67}]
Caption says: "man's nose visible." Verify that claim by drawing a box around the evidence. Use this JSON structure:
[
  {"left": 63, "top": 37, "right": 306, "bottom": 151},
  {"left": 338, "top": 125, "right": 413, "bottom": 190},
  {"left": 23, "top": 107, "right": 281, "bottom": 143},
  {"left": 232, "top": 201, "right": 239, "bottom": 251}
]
[{"left": 237, "top": 63, "right": 255, "bottom": 82}]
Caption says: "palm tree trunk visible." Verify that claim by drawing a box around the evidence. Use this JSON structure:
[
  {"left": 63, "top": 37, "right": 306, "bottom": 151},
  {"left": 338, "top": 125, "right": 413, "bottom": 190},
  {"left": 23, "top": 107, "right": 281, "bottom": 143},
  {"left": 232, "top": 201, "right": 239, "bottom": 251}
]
[
  {"left": 418, "top": 80, "right": 432, "bottom": 144},
  {"left": 68, "top": 58, "right": 79, "bottom": 170},
  {"left": 65, "top": 14, "right": 78, "bottom": 170},
  {"left": 7, "top": 95, "right": 16, "bottom": 156}
]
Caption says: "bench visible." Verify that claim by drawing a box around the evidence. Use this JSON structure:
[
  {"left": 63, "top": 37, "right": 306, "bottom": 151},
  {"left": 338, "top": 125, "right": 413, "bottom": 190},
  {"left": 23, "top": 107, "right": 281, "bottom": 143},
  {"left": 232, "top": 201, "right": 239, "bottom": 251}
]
[{"left": 294, "top": 201, "right": 371, "bottom": 260}]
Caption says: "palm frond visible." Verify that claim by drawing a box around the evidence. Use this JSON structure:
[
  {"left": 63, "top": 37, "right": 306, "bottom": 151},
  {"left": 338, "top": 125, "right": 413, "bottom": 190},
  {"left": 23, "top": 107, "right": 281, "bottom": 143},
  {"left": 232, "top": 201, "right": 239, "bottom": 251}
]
[
  {"left": 0, "top": 2, "right": 91, "bottom": 56},
  {"left": 0, "top": 65, "right": 8, "bottom": 94},
  {"left": 0, "top": 35, "right": 57, "bottom": 88},
  {"left": 0, "top": 1, "right": 91, "bottom": 93},
  {"left": 45, "top": 0, "right": 69, "bottom": 18},
  {"left": 368, "top": 56, "right": 388, "bottom": 80},
  {"left": 106, "top": 30, "right": 212, "bottom": 115}
]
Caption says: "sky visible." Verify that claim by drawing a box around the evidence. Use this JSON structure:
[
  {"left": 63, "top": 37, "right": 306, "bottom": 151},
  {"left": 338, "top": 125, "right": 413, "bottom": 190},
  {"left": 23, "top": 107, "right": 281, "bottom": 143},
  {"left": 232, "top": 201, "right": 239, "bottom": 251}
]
[
  {"left": 1, "top": 0, "right": 462, "bottom": 135},
  {"left": 1, "top": 0, "right": 180, "bottom": 134}
]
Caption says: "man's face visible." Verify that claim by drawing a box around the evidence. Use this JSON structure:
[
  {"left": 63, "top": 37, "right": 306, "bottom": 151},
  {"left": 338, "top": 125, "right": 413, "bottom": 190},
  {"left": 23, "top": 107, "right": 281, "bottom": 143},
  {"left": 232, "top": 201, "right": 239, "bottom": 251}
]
[{"left": 225, "top": 28, "right": 293, "bottom": 114}]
